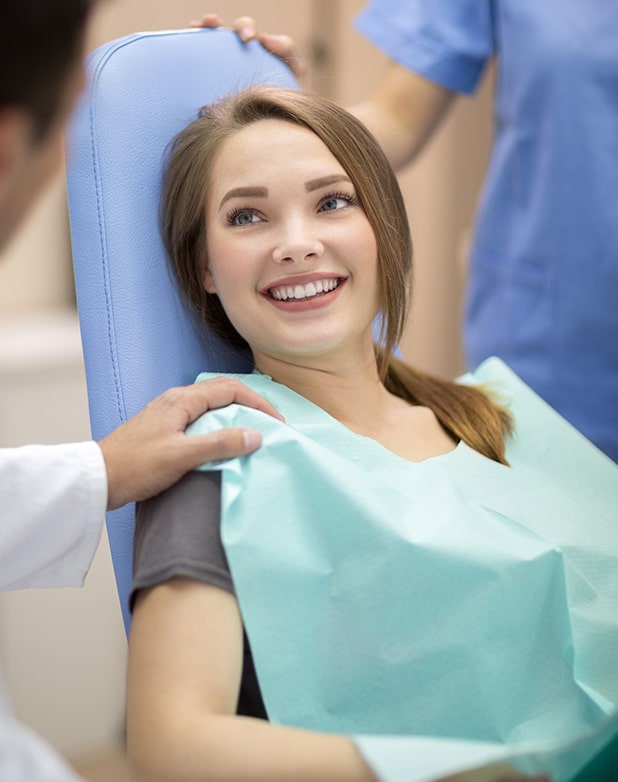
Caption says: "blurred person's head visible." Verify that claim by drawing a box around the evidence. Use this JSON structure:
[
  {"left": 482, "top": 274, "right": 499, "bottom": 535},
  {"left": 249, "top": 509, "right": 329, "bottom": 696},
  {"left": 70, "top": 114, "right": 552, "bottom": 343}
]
[{"left": 0, "top": 0, "right": 98, "bottom": 253}]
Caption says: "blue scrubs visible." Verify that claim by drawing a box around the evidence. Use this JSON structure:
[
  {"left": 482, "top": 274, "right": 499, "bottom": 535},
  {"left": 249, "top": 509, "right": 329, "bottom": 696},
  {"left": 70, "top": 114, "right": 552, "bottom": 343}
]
[{"left": 356, "top": 0, "right": 618, "bottom": 461}]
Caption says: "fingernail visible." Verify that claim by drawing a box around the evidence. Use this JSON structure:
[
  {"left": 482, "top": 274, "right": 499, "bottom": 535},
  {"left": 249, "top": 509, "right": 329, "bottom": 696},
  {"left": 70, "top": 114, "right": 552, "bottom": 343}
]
[
  {"left": 239, "top": 26, "right": 253, "bottom": 41},
  {"left": 242, "top": 429, "right": 262, "bottom": 450}
]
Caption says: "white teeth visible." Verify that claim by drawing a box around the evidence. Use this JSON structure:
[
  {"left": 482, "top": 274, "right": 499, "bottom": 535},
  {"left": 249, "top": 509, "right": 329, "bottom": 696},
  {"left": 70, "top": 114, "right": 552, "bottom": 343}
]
[{"left": 269, "top": 278, "right": 340, "bottom": 301}]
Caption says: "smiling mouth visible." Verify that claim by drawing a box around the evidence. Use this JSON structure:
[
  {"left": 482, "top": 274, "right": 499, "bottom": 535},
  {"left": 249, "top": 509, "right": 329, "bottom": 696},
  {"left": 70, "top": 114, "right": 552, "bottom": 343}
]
[{"left": 267, "top": 277, "right": 344, "bottom": 302}]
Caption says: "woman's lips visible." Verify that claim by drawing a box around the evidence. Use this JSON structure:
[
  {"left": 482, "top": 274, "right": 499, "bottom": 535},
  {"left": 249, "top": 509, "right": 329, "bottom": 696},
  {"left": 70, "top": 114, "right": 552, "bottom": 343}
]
[
  {"left": 268, "top": 276, "right": 343, "bottom": 302},
  {"left": 263, "top": 276, "right": 347, "bottom": 311}
]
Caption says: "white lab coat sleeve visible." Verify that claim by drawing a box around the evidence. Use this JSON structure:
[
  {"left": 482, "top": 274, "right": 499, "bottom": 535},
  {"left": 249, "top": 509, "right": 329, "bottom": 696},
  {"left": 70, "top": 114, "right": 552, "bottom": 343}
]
[
  {"left": 0, "top": 709, "right": 84, "bottom": 782},
  {"left": 0, "top": 442, "right": 106, "bottom": 590}
]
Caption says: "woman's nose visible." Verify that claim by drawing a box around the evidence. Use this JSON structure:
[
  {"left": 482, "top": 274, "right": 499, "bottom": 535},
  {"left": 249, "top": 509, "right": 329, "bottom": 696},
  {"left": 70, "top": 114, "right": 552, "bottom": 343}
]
[{"left": 272, "top": 221, "right": 324, "bottom": 264}]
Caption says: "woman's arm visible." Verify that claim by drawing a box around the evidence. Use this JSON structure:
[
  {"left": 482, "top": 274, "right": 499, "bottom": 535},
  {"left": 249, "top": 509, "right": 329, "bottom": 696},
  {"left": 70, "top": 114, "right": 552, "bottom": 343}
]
[{"left": 126, "top": 577, "right": 377, "bottom": 782}]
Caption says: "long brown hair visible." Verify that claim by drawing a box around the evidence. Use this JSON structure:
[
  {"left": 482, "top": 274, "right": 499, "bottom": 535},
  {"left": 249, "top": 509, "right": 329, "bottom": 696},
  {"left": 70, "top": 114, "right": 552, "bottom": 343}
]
[{"left": 161, "top": 86, "right": 512, "bottom": 464}]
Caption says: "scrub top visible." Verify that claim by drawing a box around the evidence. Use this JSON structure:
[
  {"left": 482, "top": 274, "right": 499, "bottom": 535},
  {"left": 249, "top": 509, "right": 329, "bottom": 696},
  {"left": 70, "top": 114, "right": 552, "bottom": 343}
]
[{"left": 355, "top": 0, "right": 618, "bottom": 461}]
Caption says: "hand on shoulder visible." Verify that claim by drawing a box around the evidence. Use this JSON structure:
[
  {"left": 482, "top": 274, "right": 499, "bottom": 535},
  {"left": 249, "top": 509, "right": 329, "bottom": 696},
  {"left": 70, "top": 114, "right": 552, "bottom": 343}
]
[{"left": 99, "top": 376, "right": 283, "bottom": 510}]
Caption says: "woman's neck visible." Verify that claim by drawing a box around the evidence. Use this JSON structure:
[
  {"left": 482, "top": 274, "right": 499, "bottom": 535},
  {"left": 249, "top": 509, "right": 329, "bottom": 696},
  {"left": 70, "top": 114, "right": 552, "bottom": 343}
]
[
  {"left": 254, "top": 350, "right": 392, "bottom": 433},
  {"left": 253, "top": 349, "right": 458, "bottom": 464}
]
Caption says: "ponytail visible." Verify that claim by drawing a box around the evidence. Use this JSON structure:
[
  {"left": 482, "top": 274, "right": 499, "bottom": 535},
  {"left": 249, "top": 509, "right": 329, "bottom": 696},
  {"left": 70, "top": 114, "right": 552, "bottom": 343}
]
[{"left": 381, "top": 352, "right": 513, "bottom": 465}]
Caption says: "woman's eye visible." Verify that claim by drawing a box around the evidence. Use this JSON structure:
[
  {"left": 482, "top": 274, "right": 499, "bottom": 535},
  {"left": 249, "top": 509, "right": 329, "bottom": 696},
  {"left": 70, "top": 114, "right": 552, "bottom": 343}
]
[
  {"left": 228, "top": 209, "right": 261, "bottom": 226},
  {"left": 319, "top": 194, "right": 355, "bottom": 213}
]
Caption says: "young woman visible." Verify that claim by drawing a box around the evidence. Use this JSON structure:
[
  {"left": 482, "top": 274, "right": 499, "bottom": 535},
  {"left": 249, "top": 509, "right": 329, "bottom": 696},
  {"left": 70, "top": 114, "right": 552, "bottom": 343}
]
[{"left": 126, "top": 87, "right": 616, "bottom": 782}]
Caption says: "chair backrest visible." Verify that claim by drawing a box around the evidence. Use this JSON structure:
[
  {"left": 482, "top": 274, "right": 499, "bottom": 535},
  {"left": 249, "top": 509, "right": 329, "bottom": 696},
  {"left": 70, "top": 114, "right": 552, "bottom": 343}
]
[{"left": 66, "top": 28, "right": 297, "bottom": 634}]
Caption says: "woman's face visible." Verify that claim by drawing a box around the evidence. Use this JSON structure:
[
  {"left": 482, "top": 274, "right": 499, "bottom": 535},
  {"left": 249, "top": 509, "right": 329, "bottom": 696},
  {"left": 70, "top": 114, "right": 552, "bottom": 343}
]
[{"left": 203, "top": 118, "right": 379, "bottom": 370}]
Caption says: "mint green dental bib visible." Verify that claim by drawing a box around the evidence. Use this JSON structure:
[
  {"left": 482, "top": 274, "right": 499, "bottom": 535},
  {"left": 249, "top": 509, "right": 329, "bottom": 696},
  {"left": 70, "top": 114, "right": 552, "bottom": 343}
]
[{"left": 188, "top": 358, "right": 618, "bottom": 781}]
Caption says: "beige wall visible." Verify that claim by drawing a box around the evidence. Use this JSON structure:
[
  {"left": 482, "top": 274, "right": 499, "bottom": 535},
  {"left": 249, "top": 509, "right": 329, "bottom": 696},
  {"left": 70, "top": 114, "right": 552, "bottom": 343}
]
[{"left": 0, "top": 1, "right": 494, "bottom": 777}]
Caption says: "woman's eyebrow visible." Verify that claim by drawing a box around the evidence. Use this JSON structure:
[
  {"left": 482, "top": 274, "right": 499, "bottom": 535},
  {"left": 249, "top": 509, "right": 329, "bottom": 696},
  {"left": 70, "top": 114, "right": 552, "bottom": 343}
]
[
  {"left": 219, "top": 186, "right": 268, "bottom": 209},
  {"left": 218, "top": 176, "right": 351, "bottom": 209},
  {"left": 305, "top": 174, "right": 352, "bottom": 192}
]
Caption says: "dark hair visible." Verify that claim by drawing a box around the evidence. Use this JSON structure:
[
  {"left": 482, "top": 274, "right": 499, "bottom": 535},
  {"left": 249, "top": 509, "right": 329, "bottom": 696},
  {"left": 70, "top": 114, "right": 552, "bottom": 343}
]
[
  {"left": 0, "top": 0, "right": 97, "bottom": 141},
  {"left": 162, "top": 87, "right": 512, "bottom": 464}
]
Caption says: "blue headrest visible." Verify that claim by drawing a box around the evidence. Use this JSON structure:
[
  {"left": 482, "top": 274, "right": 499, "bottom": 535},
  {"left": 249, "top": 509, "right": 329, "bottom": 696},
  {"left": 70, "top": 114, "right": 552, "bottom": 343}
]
[{"left": 66, "top": 28, "right": 297, "bottom": 633}]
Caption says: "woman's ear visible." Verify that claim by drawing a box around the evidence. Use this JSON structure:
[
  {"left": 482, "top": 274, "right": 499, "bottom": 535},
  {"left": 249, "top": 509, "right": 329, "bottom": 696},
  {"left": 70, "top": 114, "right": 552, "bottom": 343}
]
[{"left": 202, "top": 265, "right": 217, "bottom": 294}]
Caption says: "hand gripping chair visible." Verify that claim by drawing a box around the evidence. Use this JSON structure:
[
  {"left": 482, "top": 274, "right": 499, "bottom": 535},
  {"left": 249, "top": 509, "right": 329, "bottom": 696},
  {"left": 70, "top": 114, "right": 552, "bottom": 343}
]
[{"left": 66, "top": 28, "right": 297, "bottom": 634}]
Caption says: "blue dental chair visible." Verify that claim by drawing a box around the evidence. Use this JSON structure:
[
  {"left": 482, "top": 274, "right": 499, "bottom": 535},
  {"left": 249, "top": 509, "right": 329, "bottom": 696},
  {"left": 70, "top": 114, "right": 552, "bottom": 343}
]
[{"left": 66, "top": 28, "right": 297, "bottom": 634}]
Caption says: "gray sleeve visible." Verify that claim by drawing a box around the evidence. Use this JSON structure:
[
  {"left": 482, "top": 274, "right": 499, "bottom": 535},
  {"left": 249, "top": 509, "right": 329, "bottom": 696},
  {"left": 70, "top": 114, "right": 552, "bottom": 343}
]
[{"left": 130, "top": 470, "right": 232, "bottom": 611}]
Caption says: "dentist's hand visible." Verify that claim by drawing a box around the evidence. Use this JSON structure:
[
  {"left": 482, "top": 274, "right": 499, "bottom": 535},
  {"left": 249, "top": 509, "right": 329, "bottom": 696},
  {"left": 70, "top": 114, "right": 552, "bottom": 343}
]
[
  {"left": 190, "top": 13, "right": 306, "bottom": 80},
  {"left": 100, "top": 376, "right": 283, "bottom": 510}
]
